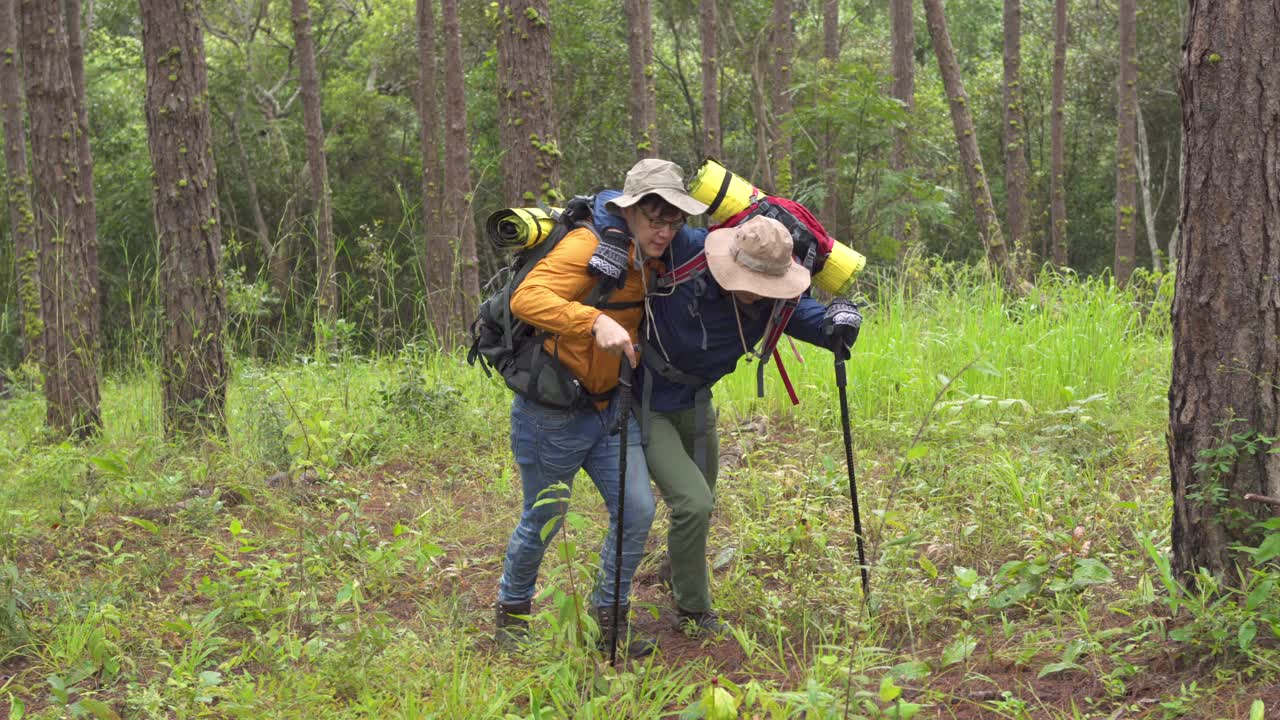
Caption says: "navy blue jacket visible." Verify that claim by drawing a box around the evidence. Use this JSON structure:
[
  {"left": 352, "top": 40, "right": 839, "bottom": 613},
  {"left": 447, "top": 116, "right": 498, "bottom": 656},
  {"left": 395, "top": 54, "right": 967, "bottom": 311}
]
[{"left": 592, "top": 192, "right": 832, "bottom": 413}]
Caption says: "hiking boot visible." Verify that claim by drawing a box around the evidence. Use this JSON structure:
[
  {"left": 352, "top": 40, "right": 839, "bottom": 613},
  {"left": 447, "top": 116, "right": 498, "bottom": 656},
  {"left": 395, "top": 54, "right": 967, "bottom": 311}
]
[
  {"left": 591, "top": 604, "right": 657, "bottom": 658},
  {"left": 673, "top": 608, "right": 727, "bottom": 637},
  {"left": 495, "top": 599, "right": 531, "bottom": 649}
]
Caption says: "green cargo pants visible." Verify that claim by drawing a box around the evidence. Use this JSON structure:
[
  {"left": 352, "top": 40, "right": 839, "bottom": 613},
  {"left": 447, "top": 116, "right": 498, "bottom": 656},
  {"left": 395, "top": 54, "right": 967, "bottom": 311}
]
[{"left": 641, "top": 404, "right": 720, "bottom": 614}]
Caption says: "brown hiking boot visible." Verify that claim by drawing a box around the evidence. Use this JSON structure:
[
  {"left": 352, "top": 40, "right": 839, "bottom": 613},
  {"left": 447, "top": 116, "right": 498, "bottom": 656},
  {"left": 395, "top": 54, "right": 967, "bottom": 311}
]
[
  {"left": 495, "top": 599, "right": 531, "bottom": 649},
  {"left": 591, "top": 604, "right": 656, "bottom": 658},
  {"left": 673, "top": 608, "right": 728, "bottom": 637}
]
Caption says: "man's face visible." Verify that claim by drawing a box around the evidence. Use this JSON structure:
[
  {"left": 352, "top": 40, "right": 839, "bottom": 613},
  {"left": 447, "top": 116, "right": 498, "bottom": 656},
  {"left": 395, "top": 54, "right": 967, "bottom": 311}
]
[{"left": 624, "top": 204, "right": 686, "bottom": 260}]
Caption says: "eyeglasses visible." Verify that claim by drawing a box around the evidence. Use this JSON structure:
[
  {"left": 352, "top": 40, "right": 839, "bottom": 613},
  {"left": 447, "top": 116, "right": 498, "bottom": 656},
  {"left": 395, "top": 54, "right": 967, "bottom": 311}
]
[{"left": 639, "top": 207, "right": 686, "bottom": 233}]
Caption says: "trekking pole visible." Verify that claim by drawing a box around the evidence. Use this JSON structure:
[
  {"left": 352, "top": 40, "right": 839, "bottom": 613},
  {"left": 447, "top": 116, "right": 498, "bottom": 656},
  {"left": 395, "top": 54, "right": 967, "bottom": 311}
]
[
  {"left": 835, "top": 354, "right": 870, "bottom": 604},
  {"left": 609, "top": 354, "right": 636, "bottom": 667}
]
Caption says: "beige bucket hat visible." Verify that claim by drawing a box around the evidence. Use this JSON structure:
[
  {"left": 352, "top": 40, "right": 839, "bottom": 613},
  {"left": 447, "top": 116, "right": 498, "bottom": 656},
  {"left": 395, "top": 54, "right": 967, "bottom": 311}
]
[
  {"left": 705, "top": 215, "right": 811, "bottom": 299},
  {"left": 608, "top": 159, "right": 709, "bottom": 216}
]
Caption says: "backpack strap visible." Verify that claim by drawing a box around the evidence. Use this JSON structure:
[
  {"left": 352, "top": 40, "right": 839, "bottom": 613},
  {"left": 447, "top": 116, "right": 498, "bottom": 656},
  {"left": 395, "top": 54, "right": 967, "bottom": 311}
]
[
  {"left": 771, "top": 347, "right": 800, "bottom": 405},
  {"left": 755, "top": 298, "right": 801, "bottom": 404},
  {"left": 545, "top": 334, "right": 616, "bottom": 406},
  {"left": 656, "top": 252, "right": 710, "bottom": 290}
]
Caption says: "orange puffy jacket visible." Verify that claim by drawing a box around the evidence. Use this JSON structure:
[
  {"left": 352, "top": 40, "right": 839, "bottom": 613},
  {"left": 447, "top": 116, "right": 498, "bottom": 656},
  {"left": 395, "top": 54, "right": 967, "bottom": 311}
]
[{"left": 510, "top": 226, "right": 659, "bottom": 407}]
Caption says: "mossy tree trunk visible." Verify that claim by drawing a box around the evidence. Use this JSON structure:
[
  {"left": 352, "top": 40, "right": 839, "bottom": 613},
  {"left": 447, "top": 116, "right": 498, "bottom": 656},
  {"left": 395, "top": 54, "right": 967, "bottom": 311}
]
[
  {"left": 1050, "top": 0, "right": 1068, "bottom": 269},
  {"left": 227, "top": 103, "right": 288, "bottom": 307},
  {"left": 64, "top": 0, "right": 97, "bottom": 258},
  {"left": 495, "top": 0, "right": 560, "bottom": 208},
  {"left": 699, "top": 0, "right": 720, "bottom": 161},
  {"left": 1113, "top": 0, "right": 1138, "bottom": 285},
  {"left": 441, "top": 0, "right": 478, "bottom": 335},
  {"left": 1136, "top": 104, "right": 1164, "bottom": 273},
  {"left": 139, "top": 0, "right": 229, "bottom": 437},
  {"left": 1, "top": 0, "right": 40, "bottom": 363},
  {"left": 20, "top": 0, "right": 101, "bottom": 437},
  {"left": 889, "top": 0, "right": 915, "bottom": 258},
  {"left": 1002, "top": 0, "right": 1030, "bottom": 271},
  {"left": 820, "top": 0, "right": 841, "bottom": 236},
  {"left": 768, "top": 0, "right": 793, "bottom": 196},
  {"left": 415, "top": 0, "right": 451, "bottom": 345},
  {"left": 923, "top": 0, "right": 1022, "bottom": 295},
  {"left": 1169, "top": 0, "right": 1280, "bottom": 585},
  {"left": 624, "top": 0, "right": 657, "bottom": 159},
  {"left": 289, "top": 0, "right": 338, "bottom": 335}
]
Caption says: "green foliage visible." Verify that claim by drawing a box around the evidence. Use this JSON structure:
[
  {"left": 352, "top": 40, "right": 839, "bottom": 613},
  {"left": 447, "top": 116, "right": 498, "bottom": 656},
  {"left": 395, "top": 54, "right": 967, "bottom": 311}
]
[
  {"left": 791, "top": 60, "right": 952, "bottom": 261},
  {"left": 0, "top": 274, "right": 1273, "bottom": 716},
  {"left": 0, "top": 0, "right": 1189, "bottom": 362},
  {"left": 0, "top": 0, "right": 1250, "bottom": 711}
]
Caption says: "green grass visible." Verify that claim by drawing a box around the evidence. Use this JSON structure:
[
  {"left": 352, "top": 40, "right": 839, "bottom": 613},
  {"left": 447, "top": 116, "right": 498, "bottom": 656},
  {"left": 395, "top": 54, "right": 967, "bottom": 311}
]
[{"left": 1, "top": 266, "right": 1276, "bottom": 719}]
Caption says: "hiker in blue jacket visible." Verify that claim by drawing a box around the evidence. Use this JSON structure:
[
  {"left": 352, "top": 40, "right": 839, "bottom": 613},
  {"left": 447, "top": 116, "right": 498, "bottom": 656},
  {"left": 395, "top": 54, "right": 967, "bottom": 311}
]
[{"left": 592, "top": 195, "right": 861, "bottom": 636}]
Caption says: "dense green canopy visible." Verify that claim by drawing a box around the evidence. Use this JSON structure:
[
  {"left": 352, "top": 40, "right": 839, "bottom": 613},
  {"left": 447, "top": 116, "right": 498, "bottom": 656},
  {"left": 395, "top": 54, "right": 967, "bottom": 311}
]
[{"left": 0, "top": 0, "right": 1185, "bottom": 366}]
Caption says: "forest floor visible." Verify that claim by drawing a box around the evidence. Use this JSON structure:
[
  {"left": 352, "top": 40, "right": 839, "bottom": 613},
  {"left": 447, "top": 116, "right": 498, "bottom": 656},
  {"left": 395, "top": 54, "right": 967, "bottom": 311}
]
[
  {"left": 4, "top": 414, "right": 1278, "bottom": 719},
  {"left": 3, "top": 275, "right": 1280, "bottom": 718}
]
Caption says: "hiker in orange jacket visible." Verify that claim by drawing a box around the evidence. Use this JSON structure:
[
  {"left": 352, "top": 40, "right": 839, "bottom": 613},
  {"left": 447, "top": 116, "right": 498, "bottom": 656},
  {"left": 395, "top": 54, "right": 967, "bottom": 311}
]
[{"left": 494, "top": 159, "right": 708, "bottom": 657}]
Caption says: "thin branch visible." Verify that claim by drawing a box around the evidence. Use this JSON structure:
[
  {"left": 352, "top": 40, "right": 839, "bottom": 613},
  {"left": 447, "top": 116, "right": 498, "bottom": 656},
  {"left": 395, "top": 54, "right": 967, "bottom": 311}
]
[{"left": 1244, "top": 493, "right": 1280, "bottom": 508}]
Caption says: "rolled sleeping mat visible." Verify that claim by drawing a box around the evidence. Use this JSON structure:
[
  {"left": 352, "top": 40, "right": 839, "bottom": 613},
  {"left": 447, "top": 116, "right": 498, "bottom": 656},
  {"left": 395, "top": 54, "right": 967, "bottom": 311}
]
[
  {"left": 813, "top": 241, "right": 866, "bottom": 297},
  {"left": 484, "top": 207, "right": 563, "bottom": 251},
  {"left": 688, "top": 158, "right": 767, "bottom": 224}
]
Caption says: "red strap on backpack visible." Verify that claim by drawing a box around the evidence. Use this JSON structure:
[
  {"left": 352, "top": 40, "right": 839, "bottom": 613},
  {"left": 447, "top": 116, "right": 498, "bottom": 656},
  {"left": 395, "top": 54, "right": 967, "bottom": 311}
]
[
  {"left": 657, "top": 252, "right": 709, "bottom": 289},
  {"left": 772, "top": 348, "right": 800, "bottom": 405}
]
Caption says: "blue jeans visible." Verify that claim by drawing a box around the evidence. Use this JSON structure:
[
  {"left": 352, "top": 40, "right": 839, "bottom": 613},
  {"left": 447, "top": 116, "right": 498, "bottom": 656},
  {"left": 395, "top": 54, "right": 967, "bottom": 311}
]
[{"left": 498, "top": 394, "right": 655, "bottom": 608}]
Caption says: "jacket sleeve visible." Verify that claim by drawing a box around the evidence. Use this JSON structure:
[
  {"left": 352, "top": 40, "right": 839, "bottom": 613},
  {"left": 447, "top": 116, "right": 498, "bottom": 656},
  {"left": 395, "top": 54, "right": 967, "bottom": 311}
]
[
  {"left": 509, "top": 228, "right": 603, "bottom": 338},
  {"left": 784, "top": 295, "right": 833, "bottom": 350}
]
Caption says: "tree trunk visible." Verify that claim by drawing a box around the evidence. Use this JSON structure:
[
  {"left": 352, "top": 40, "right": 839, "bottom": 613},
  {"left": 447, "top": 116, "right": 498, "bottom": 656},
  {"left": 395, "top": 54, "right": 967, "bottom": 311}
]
[
  {"left": 495, "top": 0, "right": 560, "bottom": 207},
  {"left": 820, "top": 0, "right": 841, "bottom": 235},
  {"left": 889, "top": 0, "right": 915, "bottom": 257},
  {"left": 1, "top": 0, "right": 40, "bottom": 363},
  {"left": 1113, "top": 0, "right": 1138, "bottom": 284},
  {"left": 658, "top": 6, "right": 701, "bottom": 164},
  {"left": 1135, "top": 103, "right": 1164, "bottom": 273},
  {"left": 441, "top": 0, "right": 478, "bottom": 338},
  {"left": 923, "top": 0, "right": 1021, "bottom": 294},
  {"left": 20, "top": 0, "right": 101, "bottom": 436},
  {"left": 232, "top": 114, "right": 271, "bottom": 268},
  {"left": 64, "top": 0, "right": 97, "bottom": 256},
  {"left": 699, "top": 0, "right": 720, "bottom": 161},
  {"left": 624, "top": 0, "right": 657, "bottom": 159},
  {"left": 139, "top": 0, "right": 229, "bottom": 437},
  {"left": 750, "top": 56, "right": 772, "bottom": 189},
  {"left": 1168, "top": 126, "right": 1183, "bottom": 269},
  {"left": 768, "top": 0, "right": 793, "bottom": 196},
  {"left": 228, "top": 105, "right": 288, "bottom": 303},
  {"left": 1002, "top": 0, "right": 1030, "bottom": 271},
  {"left": 1050, "top": 0, "right": 1068, "bottom": 269},
  {"left": 416, "top": 0, "right": 451, "bottom": 344},
  {"left": 289, "top": 0, "right": 337, "bottom": 331},
  {"left": 1169, "top": 0, "right": 1280, "bottom": 584}
]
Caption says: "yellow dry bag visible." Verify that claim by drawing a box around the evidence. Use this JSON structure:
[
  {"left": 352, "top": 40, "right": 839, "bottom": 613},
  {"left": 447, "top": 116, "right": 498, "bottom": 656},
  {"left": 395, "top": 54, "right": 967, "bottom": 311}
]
[
  {"left": 688, "top": 159, "right": 768, "bottom": 224},
  {"left": 813, "top": 242, "right": 866, "bottom": 296}
]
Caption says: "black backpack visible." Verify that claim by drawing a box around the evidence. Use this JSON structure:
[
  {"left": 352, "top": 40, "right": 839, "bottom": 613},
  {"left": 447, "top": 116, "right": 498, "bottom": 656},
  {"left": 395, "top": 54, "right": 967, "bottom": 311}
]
[{"left": 467, "top": 196, "right": 622, "bottom": 409}]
